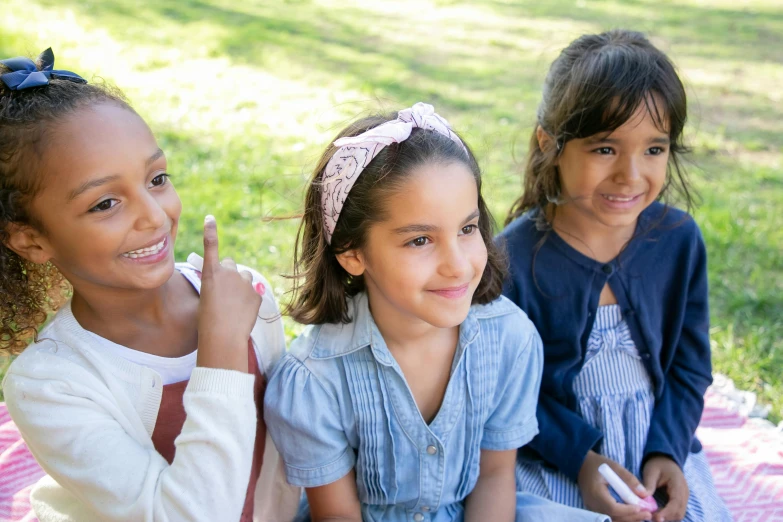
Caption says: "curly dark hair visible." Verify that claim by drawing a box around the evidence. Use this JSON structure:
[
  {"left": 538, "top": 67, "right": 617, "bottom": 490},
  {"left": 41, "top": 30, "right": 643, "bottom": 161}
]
[
  {"left": 0, "top": 51, "right": 131, "bottom": 355},
  {"left": 287, "top": 110, "right": 507, "bottom": 325}
]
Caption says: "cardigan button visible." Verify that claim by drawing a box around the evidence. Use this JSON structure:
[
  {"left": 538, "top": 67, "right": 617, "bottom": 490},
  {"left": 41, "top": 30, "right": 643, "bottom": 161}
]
[{"left": 602, "top": 264, "right": 613, "bottom": 274}]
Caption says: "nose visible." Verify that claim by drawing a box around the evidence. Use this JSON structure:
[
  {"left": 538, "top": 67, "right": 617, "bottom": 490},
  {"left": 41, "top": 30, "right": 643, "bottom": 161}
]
[
  {"left": 438, "top": 239, "right": 472, "bottom": 280},
  {"left": 615, "top": 154, "right": 641, "bottom": 183},
  {"left": 134, "top": 188, "right": 167, "bottom": 231}
]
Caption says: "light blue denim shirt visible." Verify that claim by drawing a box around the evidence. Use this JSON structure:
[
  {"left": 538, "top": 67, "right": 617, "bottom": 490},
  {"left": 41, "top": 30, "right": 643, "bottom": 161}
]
[{"left": 265, "top": 293, "right": 548, "bottom": 522}]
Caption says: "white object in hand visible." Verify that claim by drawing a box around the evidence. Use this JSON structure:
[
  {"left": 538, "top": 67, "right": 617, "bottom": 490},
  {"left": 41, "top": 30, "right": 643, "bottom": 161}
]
[{"left": 598, "top": 463, "right": 657, "bottom": 511}]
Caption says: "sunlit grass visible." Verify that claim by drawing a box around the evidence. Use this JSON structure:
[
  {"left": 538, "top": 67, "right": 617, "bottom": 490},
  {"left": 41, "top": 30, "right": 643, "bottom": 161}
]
[{"left": 0, "top": 0, "right": 780, "bottom": 421}]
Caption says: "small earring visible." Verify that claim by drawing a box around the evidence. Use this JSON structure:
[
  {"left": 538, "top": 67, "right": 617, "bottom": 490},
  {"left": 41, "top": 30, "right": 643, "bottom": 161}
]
[{"left": 546, "top": 191, "right": 563, "bottom": 205}]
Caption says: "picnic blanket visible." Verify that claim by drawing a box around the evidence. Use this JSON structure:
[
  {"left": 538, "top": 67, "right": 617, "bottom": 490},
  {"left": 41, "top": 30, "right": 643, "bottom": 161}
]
[{"left": 1, "top": 375, "right": 782, "bottom": 522}]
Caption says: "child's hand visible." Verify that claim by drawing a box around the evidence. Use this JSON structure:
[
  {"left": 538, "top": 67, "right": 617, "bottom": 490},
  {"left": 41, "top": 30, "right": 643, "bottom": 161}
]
[
  {"left": 642, "top": 455, "right": 688, "bottom": 522},
  {"left": 195, "top": 215, "right": 262, "bottom": 373},
  {"left": 578, "top": 451, "right": 653, "bottom": 522}
]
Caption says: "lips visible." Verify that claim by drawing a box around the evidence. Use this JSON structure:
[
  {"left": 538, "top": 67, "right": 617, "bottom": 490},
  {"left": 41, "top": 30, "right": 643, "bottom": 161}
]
[
  {"left": 428, "top": 283, "right": 470, "bottom": 299},
  {"left": 122, "top": 235, "right": 167, "bottom": 259},
  {"left": 600, "top": 192, "right": 643, "bottom": 210},
  {"left": 603, "top": 194, "right": 639, "bottom": 202}
]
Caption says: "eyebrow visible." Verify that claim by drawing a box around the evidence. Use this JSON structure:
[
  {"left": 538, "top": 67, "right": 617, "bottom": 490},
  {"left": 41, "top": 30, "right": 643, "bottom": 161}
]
[
  {"left": 146, "top": 148, "right": 165, "bottom": 167},
  {"left": 67, "top": 149, "right": 166, "bottom": 202},
  {"left": 392, "top": 209, "right": 480, "bottom": 235},
  {"left": 67, "top": 174, "right": 122, "bottom": 202},
  {"left": 586, "top": 135, "right": 671, "bottom": 145}
]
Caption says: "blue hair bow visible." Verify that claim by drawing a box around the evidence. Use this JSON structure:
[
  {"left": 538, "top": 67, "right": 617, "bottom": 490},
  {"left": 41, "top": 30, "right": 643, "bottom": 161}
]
[{"left": 0, "top": 48, "right": 86, "bottom": 91}]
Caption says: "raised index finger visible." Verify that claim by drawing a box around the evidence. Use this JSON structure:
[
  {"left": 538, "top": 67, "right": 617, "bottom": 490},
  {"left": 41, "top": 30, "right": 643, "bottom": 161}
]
[{"left": 202, "top": 215, "right": 220, "bottom": 272}]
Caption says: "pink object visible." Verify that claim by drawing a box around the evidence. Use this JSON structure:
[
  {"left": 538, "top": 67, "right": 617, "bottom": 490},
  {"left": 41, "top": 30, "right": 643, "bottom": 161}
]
[
  {"left": 321, "top": 102, "right": 467, "bottom": 243},
  {"left": 638, "top": 496, "right": 658, "bottom": 512},
  {"left": 695, "top": 389, "right": 783, "bottom": 521},
  {"left": 598, "top": 463, "right": 658, "bottom": 511},
  {"left": 2, "top": 387, "right": 783, "bottom": 521},
  {"left": 0, "top": 404, "right": 44, "bottom": 522}
]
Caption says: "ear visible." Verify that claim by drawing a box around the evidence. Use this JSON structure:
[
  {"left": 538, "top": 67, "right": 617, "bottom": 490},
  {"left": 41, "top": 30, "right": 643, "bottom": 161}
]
[
  {"left": 4, "top": 222, "right": 53, "bottom": 265},
  {"left": 335, "top": 248, "right": 366, "bottom": 277},
  {"left": 536, "top": 126, "right": 559, "bottom": 164}
]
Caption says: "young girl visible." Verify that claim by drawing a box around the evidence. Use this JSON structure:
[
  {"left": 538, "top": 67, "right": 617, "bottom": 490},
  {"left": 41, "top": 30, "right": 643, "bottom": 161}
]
[
  {"left": 263, "top": 102, "right": 609, "bottom": 522},
  {"left": 0, "top": 49, "right": 299, "bottom": 521},
  {"left": 498, "top": 30, "right": 732, "bottom": 522}
]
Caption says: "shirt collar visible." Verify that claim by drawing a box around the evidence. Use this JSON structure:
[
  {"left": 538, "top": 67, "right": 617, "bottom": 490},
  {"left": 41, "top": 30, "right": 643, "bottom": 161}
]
[{"left": 309, "top": 292, "right": 481, "bottom": 365}]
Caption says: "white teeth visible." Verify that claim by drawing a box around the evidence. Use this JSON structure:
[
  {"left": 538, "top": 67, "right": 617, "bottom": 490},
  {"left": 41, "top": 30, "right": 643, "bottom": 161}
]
[
  {"left": 122, "top": 238, "right": 165, "bottom": 258},
  {"left": 604, "top": 195, "right": 635, "bottom": 202}
]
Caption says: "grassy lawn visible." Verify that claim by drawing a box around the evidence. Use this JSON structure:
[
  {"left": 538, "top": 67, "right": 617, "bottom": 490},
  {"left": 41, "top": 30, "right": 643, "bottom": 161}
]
[{"left": 0, "top": 0, "right": 781, "bottom": 421}]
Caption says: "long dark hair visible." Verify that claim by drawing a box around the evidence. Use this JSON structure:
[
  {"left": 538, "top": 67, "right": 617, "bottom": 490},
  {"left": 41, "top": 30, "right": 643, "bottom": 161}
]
[
  {"left": 0, "top": 53, "right": 131, "bottom": 355},
  {"left": 506, "top": 29, "right": 695, "bottom": 227},
  {"left": 287, "top": 110, "right": 506, "bottom": 325}
]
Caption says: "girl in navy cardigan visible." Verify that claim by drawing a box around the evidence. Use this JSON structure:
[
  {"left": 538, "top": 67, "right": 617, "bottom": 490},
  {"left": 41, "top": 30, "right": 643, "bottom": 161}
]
[{"left": 498, "top": 30, "right": 731, "bottom": 522}]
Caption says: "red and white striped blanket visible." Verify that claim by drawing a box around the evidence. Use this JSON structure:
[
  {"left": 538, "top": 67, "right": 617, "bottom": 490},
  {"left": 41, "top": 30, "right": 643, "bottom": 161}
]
[{"left": 1, "top": 385, "right": 782, "bottom": 522}]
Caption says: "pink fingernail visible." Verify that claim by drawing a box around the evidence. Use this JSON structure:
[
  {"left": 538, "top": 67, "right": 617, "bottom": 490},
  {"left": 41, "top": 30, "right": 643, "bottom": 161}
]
[{"left": 254, "top": 282, "right": 266, "bottom": 295}]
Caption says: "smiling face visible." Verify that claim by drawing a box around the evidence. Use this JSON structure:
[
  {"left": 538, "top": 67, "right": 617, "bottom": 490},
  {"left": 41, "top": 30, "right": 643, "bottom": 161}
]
[
  {"left": 24, "top": 102, "right": 181, "bottom": 294},
  {"left": 337, "top": 161, "right": 488, "bottom": 332},
  {"left": 554, "top": 101, "right": 670, "bottom": 237}
]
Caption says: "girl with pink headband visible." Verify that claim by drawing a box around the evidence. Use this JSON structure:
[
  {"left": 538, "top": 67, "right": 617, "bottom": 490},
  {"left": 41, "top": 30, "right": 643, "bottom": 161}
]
[{"left": 264, "top": 103, "right": 610, "bottom": 521}]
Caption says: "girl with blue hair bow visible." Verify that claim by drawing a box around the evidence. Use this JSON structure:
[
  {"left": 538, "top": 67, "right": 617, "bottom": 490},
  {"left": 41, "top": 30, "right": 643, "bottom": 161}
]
[{"left": 0, "top": 49, "right": 300, "bottom": 522}]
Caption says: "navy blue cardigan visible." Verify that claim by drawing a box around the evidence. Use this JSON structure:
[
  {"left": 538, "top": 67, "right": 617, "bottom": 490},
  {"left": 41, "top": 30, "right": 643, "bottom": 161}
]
[{"left": 498, "top": 202, "right": 712, "bottom": 482}]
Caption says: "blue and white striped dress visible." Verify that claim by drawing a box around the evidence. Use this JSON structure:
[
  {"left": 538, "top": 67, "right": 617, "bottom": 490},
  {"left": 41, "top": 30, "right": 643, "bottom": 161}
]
[{"left": 517, "top": 305, "right": 732, "bottom": 521}]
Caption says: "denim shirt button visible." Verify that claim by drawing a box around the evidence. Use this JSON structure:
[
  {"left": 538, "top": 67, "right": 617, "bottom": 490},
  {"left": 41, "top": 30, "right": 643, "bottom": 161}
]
[
  {"left": 602, "top": 264, "right": 613, "bottom": 274},
  {"left": 426, "top": 445, "right": 438, "bottom": 455},
  {"left": 414, "top": 513, "right": 424, "bottom": 522}
]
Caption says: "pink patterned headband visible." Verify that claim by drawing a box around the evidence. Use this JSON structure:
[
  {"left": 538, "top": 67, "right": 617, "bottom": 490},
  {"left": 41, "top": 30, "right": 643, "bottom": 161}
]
[{"left": 321, "top": 102, "right": 468, "bottom": 244}]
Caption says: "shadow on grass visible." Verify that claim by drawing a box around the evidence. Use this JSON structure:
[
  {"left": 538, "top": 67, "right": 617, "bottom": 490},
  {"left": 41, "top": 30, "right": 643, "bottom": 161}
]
[
  {"left": 29, "top": 0, "right": 783, "bottom": 149},
  {"left": 28, "top": 0, "right": 554, "bottom": 116},
  {"left": 483, "top": 0, "right": 783, "bottom": 63}
]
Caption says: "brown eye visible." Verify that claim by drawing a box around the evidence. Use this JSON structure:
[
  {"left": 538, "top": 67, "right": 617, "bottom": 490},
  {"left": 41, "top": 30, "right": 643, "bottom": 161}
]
[
  {"left": 151, "top": 173, "right": 170, "bottom": 186},
  {"left": 89, "top": 199, "right": 118, "bottom": 213},
  {"left": 407, "top": 236, "right": 430, "bottom": 247}
]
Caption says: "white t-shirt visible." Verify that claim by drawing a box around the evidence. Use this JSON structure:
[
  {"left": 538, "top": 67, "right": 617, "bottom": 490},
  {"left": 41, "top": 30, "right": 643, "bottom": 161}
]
[{"left": 83, "top": 265, "right": 199, "bottom": 385}]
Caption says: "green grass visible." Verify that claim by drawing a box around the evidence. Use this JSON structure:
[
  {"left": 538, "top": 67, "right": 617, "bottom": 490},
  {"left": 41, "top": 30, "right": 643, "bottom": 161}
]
[{"left": 0, "top": 0, "right": 781, "bottom": 420}]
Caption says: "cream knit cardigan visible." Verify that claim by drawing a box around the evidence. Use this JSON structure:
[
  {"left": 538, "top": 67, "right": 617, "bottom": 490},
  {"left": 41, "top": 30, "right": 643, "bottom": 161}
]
[{"left": 2, "top": 265, "right": 301, "bottom": 522}]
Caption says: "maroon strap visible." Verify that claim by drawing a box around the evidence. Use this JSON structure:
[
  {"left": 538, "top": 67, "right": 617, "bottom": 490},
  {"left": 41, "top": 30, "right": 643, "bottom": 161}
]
[{"left": 151, "top": 340, "right": 266, "bottom": 521}]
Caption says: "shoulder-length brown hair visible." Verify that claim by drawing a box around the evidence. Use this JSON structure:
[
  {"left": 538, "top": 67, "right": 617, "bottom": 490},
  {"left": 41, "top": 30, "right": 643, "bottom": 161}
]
[
  {"left": 287, "top": 110, "right": 506, "bottom": 325},
  {"left": 506, "top": 29, "right": 695, "bottom": 228}
]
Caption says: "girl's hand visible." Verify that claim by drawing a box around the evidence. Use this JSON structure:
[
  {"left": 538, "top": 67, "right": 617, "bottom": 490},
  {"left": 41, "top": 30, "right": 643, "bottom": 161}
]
[
  {"left": 195, "top": 215, "right": 262, "bottom": 373},
  {"left": 643, "top": 455, "right": 688, "bottom": 522},
  {"left": 577, "top": 451, "right": 653, "bottom": 522}
]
